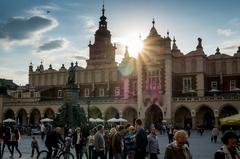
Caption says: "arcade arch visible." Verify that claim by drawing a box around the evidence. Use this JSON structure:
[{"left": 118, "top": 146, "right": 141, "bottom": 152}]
[
  {"left": 219, "top": 105, "right": 238, "bottom": 118},
  {"left": 44, "top": 108, "right": 55, "bottom": 119},
  {"left": 174, "top": 106, "right": 191, "bottom": 129},
  {"left": 89, "top": 106, "right": 102, "bottom": 118},
  {"left": 196, "top": 106, "right": 214, "bottom": 129},
  {"left": 29, "top": 108, "right": 41, "bottom": 126},
  {"left": 122, "top": 107, "right": 137, "bottom": 125},
  {"left": 145, "top": 104, "right": 163, "bottom": 129},
  {"left": 4, "top": 109, "right": 15, "bottom": 119},
  {"left": 105, "top": 107, "right": 119, "bottom": 120},
  {"left": 16, "top": 109, "right": 28, "bottom": 126}
]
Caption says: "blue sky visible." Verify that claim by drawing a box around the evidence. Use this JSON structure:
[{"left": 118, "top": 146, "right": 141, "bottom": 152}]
[{"left": 0, "top": 0, "right": 240, "bottom": 85}]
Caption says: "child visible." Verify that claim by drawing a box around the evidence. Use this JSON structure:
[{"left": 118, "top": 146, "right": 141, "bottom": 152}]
[{"left": 31, "top": 136, "right": 39, "bottom": 158}]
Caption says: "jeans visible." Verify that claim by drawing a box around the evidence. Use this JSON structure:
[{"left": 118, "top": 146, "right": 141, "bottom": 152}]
[
  {"left": 94, "top": 150, "right": 104, "bottom": 159},
  {"left": 114, "top": 153, "right": 122, "bottom": 159}
]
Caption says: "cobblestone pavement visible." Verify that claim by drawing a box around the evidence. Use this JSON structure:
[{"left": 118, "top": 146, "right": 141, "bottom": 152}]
[{"left": 1, "top": 130, "right": 222, "bottom": 159}]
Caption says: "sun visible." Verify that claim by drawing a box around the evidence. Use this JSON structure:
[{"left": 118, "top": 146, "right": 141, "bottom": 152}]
[{"left": 116, "top": 34, "right": 143, "bottom": 58}]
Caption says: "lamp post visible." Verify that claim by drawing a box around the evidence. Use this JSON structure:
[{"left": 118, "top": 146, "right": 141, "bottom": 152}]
[{"left": 87, "top": 99, "right": 91, "bottom": 123}]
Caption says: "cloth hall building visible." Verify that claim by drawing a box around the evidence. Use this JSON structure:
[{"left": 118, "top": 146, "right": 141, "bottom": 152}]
[{"left": 1, "top": 6, "right": 240, "bottom": 129}]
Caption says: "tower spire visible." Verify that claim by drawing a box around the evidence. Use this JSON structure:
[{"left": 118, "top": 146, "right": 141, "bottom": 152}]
[{"left": 102, "top": 0, "right": 105, "bottom": 16}]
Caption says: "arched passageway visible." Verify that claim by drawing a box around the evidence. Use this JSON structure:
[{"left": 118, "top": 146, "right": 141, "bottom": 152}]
[
  {"left": 175, "top": 106, "right": 191, "bottom": 129},
  {"left": 196, "top": 106, "right": 214, "bottom": 129},
  {"left": 219, "top": 105, "right": 238, "bottom": 118},
  {"left": 4, "top": 109, "right": 15, "bottom": 119},
  {"left": 145, "top": 104, "right": 163, "bottom": 129},
  {"left": 105, "top": 107, "right": 119, "bottom": 120},
  {"left": 44, "top": 108, "right": 55, "bottom": 119},
  {"left": 89, "top": 106, "right": 102, "bottom": 118},
  {"left": 122, "top": 107, "right": 137, "bottom": 125},
  {"left": 29, "top": 109, "right": 41, "bottom": 126},
  {"left": 17, "top": 109, "right": 28, "bottom": 126}
]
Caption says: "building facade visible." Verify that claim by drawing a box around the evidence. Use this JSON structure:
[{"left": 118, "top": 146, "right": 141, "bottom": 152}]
[{"left": 1, "top": 6, "right": 240, "bottom": 129}]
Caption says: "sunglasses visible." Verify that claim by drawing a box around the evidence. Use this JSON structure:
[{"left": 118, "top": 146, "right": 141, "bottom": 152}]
[{"left": 177, "top": 141, "right": 185, "bottom": 144}]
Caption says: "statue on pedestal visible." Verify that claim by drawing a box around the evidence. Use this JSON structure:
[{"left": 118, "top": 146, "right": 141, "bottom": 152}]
[{"left": 67, "top": 62, "right": 76, "bottom": 87}]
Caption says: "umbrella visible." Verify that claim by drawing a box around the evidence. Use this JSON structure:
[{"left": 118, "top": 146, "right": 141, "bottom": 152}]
[
  {"left": 95, "top": 118, "right": 104, "bottom": 123},
  {"left": 162, "top": 120, "right": 167, "bottom": 123},
  {"left": 40, "top": 118, "right": 53, "bottom": 122},
  {"left": 3, "top": 118, "right": 16, "bottom": 123},
  {"left": 117, "top": 118, "right": 128, "bottom": 122},
  {"left": 220, "top": 114, "right": 240, "bottom": 125},
  {"left": 107, "top": 118, "right": 118, "bottom": 123},
  {"left": 89, "top": 118, "right": 96, "bottom": 122},
  {"left": 209, "top": 89, "right": 221, "bottom": 92}
]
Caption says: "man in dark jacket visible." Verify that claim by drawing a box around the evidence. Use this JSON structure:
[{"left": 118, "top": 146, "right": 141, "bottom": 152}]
[
  {"left": 135, "top": 119, "right": 148, "bottom": 159},
  {"left": 112, "top": 125, "right": 124, "bottom": 159},
  {"left": 45, "top": 127, "right": 64, "bottom": 159}
]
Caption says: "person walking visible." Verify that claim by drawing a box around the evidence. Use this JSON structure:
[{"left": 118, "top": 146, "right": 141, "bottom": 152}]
[
  {"left": 124, "top": 126, "right": 135, "bottom": 159},
  {"left": 31, "top": 136, "right": 39, "bottom": 158},
  {"left": 211, "top": 126, "right": 219, "bottom": 143},
  {"left": 10, "top": 128, "right": 22, "bottom": 158},
  {"left": 1, "top": 125, "right": 12, "bottom": 158},
  {"left": 214, "top": 131, "right": 240, "bottom": 159},
  {"left": 40, "top": 123, "right": 45, "bottom": 141},
  {"left": 109, "top": 128, "right": 117, "bottom": 159},
  {"left": 112, "top": 125, "right": 124, "bottom": 159},
  {"left": 167, "top": 125, "right": 174, "bottom": 143},
  {"left": 87, "top": 130, "right": 95, "bottom": 159},
  {"left": 72, "top": 127, "right": 83, "bottom": 159},
  {"left": 146, "top": 126, "right": 160, "bottom": 159},
  {"left": 134, "top": 119, "right": 148, "bottom": 159},
  {"left": 94, "top": 125, "right": 105, "bottom": 159},
  {"left": 164, "top": 130, "right": 192, "bottom": 159}
]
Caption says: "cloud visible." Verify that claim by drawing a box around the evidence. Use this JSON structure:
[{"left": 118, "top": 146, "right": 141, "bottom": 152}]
[
  {"left": 221, "top": 39, "right": 240, "bottom": 53},
  {"left": 37, "top": 39, "right": 66, "bottom": 52},
  {"left": 80, "top": 16, "right": 97, "bottom": 33},
  {"left": 229, "top": 18, "right": 240, "bottom": 27},
  {"left": 26, "top": 4, "right": 60, "bottom": 16},
  {"left": 72, "top": 55, "right": 87, "bottom": 60},
  {"left": 0, "top": 16, "right": 58, "bottom": 45},
  {"left": 217, "top": 28, "right": 235, "bottom": 37},
  {"left": 0, "top": 68, "right": 28, "bottom": 85}
]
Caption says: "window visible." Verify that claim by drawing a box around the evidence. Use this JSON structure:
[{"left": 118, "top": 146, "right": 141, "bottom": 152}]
[
  {"left": 115, "top": 87, "right": 120, "bottom": 96},
  {"left": 30, "top": 91, "right": 34, "bottom": 98},
  {"left": 57, "top": 90, "right": 63, "bottom": 98},
  {"left": 211, "top": 81, "right": 218, "bottom": 89},
  {"left": 18, "top": 92, "right": 22, "bottom": 98},
  {"left": 85, "top": 88, "right": 90, "bottom": 97},
  {"left": 230, "top": 80, "right": 236, "bottom": 91},
  {"left": 182, "top": 77, "right": 192, "bottom": 93},
  {"left": 99, "top": 88, "right": 105, "bottom": 97},
  {"left": 132, "top": 81, "right": 137, "bottom": 96}
]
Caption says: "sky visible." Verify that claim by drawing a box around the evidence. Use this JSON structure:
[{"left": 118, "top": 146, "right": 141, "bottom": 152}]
[{"left": 0, "top": 0, "right": 240, "bottom": 85}]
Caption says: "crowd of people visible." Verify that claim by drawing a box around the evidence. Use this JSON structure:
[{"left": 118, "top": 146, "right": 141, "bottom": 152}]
[{"left": 1, "top": 120, "right": 240, "bottom": 159}]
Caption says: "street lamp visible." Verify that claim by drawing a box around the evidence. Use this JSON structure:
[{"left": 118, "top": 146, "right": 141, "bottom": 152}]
[{"left": 87, "top": 100, "right": 91, "bottom": 123}]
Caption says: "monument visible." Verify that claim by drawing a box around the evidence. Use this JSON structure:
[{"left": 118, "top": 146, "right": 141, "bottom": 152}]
[{"left": 55, "top": 62, "right": 87, "bottom": 128}]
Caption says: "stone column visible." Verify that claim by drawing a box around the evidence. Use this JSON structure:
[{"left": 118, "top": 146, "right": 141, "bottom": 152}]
[
  {"left": 164, "top": 56, "right": 172, "bottom": 121},
  {"left": 191, "top": 110, "right": 196, "bottom": 129}
]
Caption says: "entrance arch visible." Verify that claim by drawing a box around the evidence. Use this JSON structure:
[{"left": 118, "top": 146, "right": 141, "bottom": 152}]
[
  {"left": 196, "top": 106, "right": 214, "bottom": 129},
  {"left": 105, "top": 107, "right": 119, "bottom": 120},
  {"left": 122, "top": 107, "right": 137, "bottom": 125},
  {"left": 44, "top": 108, "right": 55, "bottom": 119},
  {"left": 29, "top": 109, "right": 41, "bottom": 126},
  {"left": 145, "top": 104, "right": 163, "bottom": 129},
  {"left": 219, "top": 105, "right": 238, "bottom": 118},
  {"left": 4, "top": 109, "right": 15, "bottom": 119},
  {"left": 175, "top": 106, "right": 191, "bottom": 129},
  {"left": 89, "top": 106, "right": 102, "bottom": 118},
  {"left": 17, "top": 109, "right": 28, "bottom": 126}
]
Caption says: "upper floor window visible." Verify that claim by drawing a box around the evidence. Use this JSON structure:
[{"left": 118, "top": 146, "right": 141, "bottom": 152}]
[
  {"left": 30, "top": 91, "right": 34, "bottom": 98},
  {"left": 85, "top": 88, "right": 90, "bottom": 97},
  {"left": 211, "top": 81, "right": 218, "bottom": 89},
  {"left": 57, "top": 90, "right": 63, "bottom": 98},
  {"left": 99, "top": 88, "right": 105, "bottom": 97},
  {"left": 18, "top": 92, "right": 22, "bottom": 98},
  {"left": 115, "top": 87, "right": 120, "bottom": 96},
  {"left": 182, "top": 77, "right": 192, "bottom": 93},
  {"left": 230, "top": 80, "right": 236, "bottom": 91}
]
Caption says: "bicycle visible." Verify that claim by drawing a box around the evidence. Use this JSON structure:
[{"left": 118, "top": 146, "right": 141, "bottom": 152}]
[{"left": 37, "top": 143, "right": 74, "bottom": 159}]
